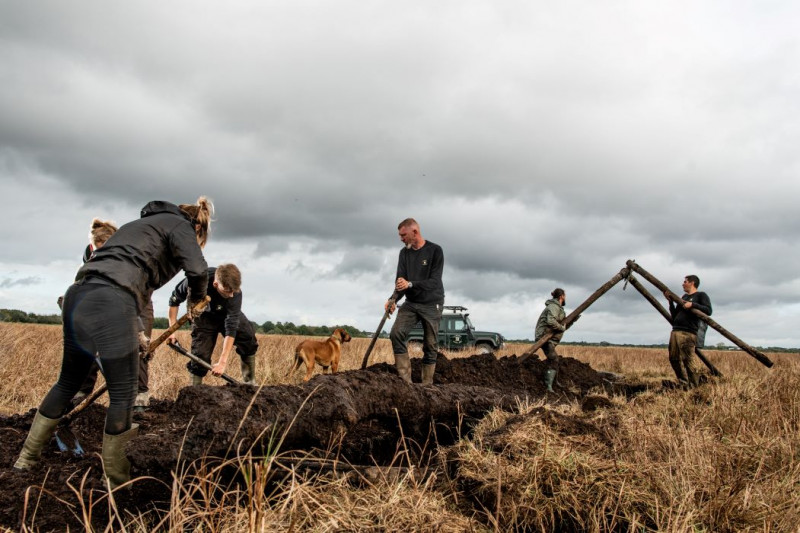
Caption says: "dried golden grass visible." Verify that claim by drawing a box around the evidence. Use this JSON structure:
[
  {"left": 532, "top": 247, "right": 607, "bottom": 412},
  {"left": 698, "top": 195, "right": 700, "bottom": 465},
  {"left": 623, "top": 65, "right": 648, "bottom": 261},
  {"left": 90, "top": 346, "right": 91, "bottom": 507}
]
[
  {"left": 449, "top": 356, "right": 800, "bottom": 531},
  {"left": 2, "top": 322, "right": 798, "bottom": 531}
]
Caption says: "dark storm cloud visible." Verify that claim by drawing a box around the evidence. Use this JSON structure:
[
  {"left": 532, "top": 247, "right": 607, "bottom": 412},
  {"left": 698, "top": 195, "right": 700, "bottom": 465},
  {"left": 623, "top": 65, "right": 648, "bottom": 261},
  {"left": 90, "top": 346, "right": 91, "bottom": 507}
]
[{"left": 2, "top": 2, "right": 799, "bottom": 344}]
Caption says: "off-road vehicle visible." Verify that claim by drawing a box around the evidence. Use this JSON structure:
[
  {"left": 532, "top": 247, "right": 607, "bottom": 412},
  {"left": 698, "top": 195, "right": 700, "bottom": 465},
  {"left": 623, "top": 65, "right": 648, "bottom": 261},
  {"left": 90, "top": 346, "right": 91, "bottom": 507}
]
[{"left": 406, "top": 306, "right": 505, "bottom": 354}]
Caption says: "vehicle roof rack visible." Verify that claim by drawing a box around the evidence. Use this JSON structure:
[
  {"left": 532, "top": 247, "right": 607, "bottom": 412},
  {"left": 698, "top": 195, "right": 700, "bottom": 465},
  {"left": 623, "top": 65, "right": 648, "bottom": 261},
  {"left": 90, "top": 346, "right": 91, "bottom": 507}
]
[{"left": 443, "top": 305, "right": 469, "bottom": 312}]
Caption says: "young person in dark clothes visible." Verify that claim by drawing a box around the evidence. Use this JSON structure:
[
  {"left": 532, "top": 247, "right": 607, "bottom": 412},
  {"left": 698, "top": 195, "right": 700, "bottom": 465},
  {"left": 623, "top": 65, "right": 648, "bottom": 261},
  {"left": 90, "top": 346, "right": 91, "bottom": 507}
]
[
  {"left": 665, "top": 274, "right": 712, "bottom": 388},
  {"left": 16, "top": 198, "right": 212, "bottom": 490},
  {"left": 385, "top": 218, "right": 445, "bottom": 385},
  {"left": 168, "top": 263, "right": 259, "bottom": 385}
]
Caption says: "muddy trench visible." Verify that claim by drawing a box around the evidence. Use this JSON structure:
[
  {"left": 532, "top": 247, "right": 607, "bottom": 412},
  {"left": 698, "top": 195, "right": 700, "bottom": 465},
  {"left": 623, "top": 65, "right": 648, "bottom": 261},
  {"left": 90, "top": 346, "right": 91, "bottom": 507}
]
[{"left": 0, "top": 352, "right": 635, "bottom": 531}]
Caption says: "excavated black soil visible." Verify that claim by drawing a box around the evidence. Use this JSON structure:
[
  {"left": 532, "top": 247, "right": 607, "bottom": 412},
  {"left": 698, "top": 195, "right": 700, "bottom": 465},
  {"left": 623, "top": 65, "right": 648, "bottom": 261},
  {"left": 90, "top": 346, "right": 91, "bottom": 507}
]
[{"left": 0, "top": 352, "right": 637, "bottom": 531}]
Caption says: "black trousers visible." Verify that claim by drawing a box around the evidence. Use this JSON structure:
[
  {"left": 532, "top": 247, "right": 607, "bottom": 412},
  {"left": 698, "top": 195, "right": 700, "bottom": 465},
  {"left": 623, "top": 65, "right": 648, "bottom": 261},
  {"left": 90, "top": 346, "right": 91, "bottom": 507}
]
[
  {"left": 40, "top": 280, "right": 139, "bottom": 435},
  {"left": 390, "top": 302, "right": 442, "bottom": 365},
  {"left": 187, "top": 312, "right": 259, "bottom": 377},
  {"left": 78, "top": 299, "right": 154, "bottom": 396}
]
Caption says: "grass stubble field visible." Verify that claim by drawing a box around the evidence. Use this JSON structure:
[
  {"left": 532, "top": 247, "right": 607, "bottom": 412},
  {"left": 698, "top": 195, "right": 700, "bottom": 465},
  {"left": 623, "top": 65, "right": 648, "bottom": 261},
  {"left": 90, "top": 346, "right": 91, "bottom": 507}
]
[{"left": 0, "top": 321, "right": 798, "bottom": 532}]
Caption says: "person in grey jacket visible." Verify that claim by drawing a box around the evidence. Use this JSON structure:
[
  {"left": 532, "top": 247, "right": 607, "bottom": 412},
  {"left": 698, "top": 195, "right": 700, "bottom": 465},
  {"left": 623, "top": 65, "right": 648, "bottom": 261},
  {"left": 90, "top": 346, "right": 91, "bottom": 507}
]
[
  {"left": 534, "top": 288, "right": 567, "bottom": 392},
  {"left": 15, "top": 198, "right": 212, "bottom": 490}
]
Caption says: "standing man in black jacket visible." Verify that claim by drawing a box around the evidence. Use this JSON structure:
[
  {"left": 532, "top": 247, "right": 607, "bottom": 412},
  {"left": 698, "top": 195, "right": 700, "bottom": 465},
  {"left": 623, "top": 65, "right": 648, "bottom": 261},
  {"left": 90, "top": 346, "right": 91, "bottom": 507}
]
[
  {"left": 665, "top": 274, "right": 712, "bottom": 387},
  {"left": 168, "top": 264, "right": 259, "bottom": 385},
  {"left": 385, "top": 218, "right": 445, "bottom": 385}
]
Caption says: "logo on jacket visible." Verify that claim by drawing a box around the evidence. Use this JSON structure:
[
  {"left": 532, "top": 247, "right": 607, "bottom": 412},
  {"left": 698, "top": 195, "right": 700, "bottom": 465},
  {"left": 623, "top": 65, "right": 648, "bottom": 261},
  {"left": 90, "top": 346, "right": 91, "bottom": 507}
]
[
  {"left": 422, "top": 259, "right": 428, "bottom": 266},
  {"left": 215, "top": 304, "right": 224, "bottom": 312}
]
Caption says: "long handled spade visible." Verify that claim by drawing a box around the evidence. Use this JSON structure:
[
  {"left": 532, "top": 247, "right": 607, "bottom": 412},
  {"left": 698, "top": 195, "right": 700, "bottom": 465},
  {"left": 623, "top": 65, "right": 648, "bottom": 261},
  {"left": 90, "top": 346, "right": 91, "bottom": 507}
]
[
  {"left": 166, "top": 340, "right": 242, "bottom": 385},
  {"left": 361, "top": 291, "right": 400, "bottom": 369},
  {"left": 54, "top": 296, "right": 210, "bottom": 455}
]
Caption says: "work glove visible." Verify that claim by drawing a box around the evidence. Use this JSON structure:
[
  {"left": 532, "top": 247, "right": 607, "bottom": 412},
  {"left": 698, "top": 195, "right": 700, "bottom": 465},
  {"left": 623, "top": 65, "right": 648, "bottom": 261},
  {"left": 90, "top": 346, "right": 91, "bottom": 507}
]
[
  {"left": 188, "top": 299, "right": 207, "bottom": 320},
  {"left": 138, "top": 331, "right": 151, "bottom": 357}
]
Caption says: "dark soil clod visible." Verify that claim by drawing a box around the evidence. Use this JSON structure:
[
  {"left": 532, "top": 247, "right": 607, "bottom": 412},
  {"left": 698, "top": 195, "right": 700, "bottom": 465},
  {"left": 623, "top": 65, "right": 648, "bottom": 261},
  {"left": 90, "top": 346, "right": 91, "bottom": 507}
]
[{"left": 0, "top": 352, "right": 625, "bottom": 531}]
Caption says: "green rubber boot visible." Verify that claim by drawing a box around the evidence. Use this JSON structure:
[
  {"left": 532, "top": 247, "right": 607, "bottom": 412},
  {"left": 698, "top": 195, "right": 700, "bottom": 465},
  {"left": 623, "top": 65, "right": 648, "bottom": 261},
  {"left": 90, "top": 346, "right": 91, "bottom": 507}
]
[
  {"left": 394, "top": 353, "right": 412, "bottom": 383},
  {"left": 544, "top": 369, "right": 557, "bottom": 393},
  {"left": 191, "top": 374, "right": 203, "bottom": 386},
  {"left": 14, "top": 411, "right": 61, "bottom": 470},
  {"left": 102, "top": 424, "right": 139, "bottom": 490},
  {"left": 240, "top": 355, "right": 256, "bottom": 385}
]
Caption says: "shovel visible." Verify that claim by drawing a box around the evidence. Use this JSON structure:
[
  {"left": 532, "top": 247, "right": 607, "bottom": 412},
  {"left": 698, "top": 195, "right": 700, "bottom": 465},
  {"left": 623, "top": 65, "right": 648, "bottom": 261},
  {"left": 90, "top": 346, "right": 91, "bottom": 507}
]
[
  {"left": 54, "top": 296, "right": 210, "bottom": 455},
  {"left": 166, "top": 340, "right": 242, "bottom": 385},
  {"left": 361, "top": 291, "right": 400, "bottom": 369}
]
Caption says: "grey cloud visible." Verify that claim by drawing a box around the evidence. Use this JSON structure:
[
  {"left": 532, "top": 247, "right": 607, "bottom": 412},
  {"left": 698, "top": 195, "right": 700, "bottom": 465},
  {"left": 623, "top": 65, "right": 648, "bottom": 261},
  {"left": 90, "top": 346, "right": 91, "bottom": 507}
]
[
  {"left": 0, "top": 276, "right": 42, "bottom": 288},
  {"left": 1, "top": 2, "right": 799, "bottom": 345}
]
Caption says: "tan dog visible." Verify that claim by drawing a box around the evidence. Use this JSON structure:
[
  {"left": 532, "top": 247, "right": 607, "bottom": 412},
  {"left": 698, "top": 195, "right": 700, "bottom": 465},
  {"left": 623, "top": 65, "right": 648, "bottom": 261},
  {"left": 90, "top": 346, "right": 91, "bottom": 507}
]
[{"left": 290, "top": 328, "right": 352, "bottom": 381}]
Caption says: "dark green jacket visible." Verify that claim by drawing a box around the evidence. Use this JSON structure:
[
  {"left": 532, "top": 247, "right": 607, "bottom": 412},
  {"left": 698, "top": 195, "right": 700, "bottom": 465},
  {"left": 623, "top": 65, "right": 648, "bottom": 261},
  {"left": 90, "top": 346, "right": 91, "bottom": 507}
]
[{"left": 535, "top": 298, "right": 566, "bottom": 343}]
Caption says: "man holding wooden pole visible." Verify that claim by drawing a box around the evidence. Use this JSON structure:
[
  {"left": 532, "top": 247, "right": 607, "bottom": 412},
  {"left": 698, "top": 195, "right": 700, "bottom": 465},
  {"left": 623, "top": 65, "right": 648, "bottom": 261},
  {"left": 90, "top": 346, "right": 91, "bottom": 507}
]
[
  {"left": 535, "top": 288, "right": 568, "bottom": 392},
  {"left": 666, "top": 274, "right": 712, "bottom": 387}
]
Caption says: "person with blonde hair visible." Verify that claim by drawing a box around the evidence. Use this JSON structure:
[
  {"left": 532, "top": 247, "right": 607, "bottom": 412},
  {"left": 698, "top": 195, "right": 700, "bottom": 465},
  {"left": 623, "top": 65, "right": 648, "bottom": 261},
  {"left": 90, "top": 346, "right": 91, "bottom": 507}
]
[
  {"left": 74, "top": 218, "right": 156, "bottom": 413},
  {"left": 15, "top": 198, "right": 213, "bottom": 490}
]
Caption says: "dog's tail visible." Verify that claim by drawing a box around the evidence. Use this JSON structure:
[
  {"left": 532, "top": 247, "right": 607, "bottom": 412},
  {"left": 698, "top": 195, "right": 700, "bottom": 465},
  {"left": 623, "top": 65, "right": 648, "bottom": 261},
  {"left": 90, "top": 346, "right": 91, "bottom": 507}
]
[{"left": 288, "top": 348, "right": 303, "bottom": 376}]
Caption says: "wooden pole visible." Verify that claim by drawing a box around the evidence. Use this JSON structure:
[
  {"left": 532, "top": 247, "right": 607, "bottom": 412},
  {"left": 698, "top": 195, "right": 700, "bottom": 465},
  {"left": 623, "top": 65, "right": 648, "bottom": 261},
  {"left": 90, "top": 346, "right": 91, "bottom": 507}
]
[
  {"left": 625, "top": 274, "right": 722, "bottom": 377},
  {"left": 361, "top": 291, "right": 400, "bottom": 369},
  {"left": 625, "top": 260, "right": 773, "bottom": 368},
  {"left": 519, "top": 267, "right": 630, "bottom": 361}
]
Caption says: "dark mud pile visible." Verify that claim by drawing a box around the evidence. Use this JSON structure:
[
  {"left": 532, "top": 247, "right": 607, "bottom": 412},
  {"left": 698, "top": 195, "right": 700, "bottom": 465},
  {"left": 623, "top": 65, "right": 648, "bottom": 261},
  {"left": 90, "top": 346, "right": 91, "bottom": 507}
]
[{"left": 0, "top": 352, "right": 620, "bottom": 531}]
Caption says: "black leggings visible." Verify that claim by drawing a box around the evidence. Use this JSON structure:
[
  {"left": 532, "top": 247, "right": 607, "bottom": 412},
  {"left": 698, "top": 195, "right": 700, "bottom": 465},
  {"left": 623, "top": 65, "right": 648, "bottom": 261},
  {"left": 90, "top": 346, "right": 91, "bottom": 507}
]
[{"left": 39, "top": 280, "right": 139, "bottom": 435}]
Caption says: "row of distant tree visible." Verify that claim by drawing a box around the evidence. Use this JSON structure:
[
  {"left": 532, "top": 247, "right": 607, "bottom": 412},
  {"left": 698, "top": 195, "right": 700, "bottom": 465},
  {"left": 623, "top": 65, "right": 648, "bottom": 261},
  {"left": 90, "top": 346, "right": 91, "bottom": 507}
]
[
  {"left": 2, "top": 309, "right": 375, "bottom": 338},
  {"left": 4, "top": 309, "right": 796, "bottom": 350}
]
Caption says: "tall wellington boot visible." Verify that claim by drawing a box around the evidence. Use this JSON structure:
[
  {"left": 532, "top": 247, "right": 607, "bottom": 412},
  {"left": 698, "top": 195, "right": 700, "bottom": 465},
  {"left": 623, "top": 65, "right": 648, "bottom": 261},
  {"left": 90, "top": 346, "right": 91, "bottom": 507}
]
[
  {"left": 240, "top": 355, "right": 256, "bottom": 385},
  {"left": 421, "top": 363, "right": 436, "bottom": 385},
  {"left": 544, "top": 369, "right": 557, "bottom": 393},
  {"left": 14, "top": 411, "right": 61, "bottom": 470},
  {"left": 102, "top": 424, "right": 139, "bottom": 490},
  {"left": 394, "top": 353, "right": 412, "bottom": 383}
]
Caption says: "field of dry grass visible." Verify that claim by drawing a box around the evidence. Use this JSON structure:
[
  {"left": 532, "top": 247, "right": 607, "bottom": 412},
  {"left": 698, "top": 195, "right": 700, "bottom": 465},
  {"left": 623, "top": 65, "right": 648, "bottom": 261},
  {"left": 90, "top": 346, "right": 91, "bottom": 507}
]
[{"left": 2, "top": 322, "right": 799, "bottom": 531}]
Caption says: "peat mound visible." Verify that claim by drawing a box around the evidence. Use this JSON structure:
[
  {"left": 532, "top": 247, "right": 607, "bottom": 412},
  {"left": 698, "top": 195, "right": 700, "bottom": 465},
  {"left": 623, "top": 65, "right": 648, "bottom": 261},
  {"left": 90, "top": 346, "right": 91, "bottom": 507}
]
[{"left": 0, "top": 352, "right": 616, "bottom": 531}]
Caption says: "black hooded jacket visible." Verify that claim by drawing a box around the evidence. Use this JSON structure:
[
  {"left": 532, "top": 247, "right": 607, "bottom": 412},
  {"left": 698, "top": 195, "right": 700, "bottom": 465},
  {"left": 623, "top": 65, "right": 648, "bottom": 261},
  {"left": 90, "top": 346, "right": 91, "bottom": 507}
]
[{"left": 76, "top": 201, "right": 208, "bottom": 312}]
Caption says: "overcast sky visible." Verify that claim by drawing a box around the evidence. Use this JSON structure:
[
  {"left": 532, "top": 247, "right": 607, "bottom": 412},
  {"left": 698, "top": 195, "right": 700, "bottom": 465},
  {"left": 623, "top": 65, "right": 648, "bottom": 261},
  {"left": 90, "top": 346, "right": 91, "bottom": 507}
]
[{"left": 1, "top": 1, "right": 799, "bottom": 348}]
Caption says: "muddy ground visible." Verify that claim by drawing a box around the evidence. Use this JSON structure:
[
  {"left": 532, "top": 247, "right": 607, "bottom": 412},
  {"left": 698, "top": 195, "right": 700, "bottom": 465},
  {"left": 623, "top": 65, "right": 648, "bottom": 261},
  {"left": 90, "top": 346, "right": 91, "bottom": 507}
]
[{"left": 0, "top": 352, "right": 642, "bottom": 531}]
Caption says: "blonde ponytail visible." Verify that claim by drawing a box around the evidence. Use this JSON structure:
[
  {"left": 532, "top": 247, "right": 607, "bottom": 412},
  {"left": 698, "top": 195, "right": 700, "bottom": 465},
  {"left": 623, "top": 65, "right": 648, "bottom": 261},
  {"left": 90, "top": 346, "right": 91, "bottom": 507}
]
[
  {"left": 179, "top": 196, "right": 214, "bottom": 248},
  {"left": 89, "top": 218, "right": 118, "bottom": 248}
]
